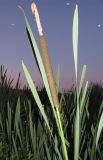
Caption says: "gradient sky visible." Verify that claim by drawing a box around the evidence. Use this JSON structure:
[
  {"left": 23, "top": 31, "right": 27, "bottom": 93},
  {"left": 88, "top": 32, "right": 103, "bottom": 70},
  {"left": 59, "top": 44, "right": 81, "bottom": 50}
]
[{"left": 0, "top": 0, "right": 103, "bottom": 91}]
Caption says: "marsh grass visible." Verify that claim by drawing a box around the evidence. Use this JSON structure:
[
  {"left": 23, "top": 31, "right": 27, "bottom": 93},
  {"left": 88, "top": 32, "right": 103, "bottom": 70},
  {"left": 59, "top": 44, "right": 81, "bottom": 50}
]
[{"left": 0, "top": 67, "right": 102, "bottom": 159}]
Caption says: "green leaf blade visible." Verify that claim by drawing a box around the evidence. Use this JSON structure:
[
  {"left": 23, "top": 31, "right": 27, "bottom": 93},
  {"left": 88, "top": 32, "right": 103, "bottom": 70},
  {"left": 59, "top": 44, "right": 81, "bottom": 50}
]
[{"left": 73, "top": 5, "right": 79, "bottom": 83}]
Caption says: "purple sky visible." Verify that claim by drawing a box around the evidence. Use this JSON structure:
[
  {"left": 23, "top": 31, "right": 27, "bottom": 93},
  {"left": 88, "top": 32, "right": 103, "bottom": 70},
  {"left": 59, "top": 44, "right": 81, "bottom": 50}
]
[{"left": 0, "top": 0, "right": 103, "bottom": 91}]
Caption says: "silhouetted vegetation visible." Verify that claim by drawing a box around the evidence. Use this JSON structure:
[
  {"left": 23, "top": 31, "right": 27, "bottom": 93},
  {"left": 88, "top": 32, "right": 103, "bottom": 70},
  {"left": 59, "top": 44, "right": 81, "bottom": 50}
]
[{"left": 0, "top": 65, "right": 102, "bottom": 159}]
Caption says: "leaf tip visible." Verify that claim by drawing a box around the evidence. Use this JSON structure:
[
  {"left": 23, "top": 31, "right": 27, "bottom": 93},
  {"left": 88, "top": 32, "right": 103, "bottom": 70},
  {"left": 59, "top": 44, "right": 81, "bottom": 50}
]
[{"left": 76, "top": 4, "right": 78, "bottom": 11}]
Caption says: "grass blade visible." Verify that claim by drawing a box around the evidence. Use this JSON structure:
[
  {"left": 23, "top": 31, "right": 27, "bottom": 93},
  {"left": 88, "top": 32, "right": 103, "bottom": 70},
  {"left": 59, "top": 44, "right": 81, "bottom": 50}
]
[
  {"left": 74, "top": 95, "right": 79, "bottom": 160},
  {"left": 56, "top": 109, "right": 68, "bottom": 160},
  {"left": 12, "top": 135, "right": 19, "bottom": 160},
  {"left": 79, "top": 65, "right": 87, "bottom": 96},
  {"left": 72, "top": 5, "right": 78, "bottom": 83},
  {"left": 73, "top": 4, "right": 79, "bottom": 160},
  {"left": 43, "top": 136, "right": 51, "bottom": 160},
  {"left": 14, "top": 98, "right": 20, "bottom": 130},
  {"left": 80, "top": 81, "right": 88, "bottom": 115},
  {"left": 96, "top": 111, "right": 103, "bottom": 148},
  {"left": 22, "top": 61, "right": 51, "bottom": 132}
]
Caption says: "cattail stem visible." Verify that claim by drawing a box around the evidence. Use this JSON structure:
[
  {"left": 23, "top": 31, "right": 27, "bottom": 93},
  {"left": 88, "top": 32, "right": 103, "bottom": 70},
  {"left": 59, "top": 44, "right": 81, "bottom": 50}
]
[{"left": 31, "top": 2, "right": 60, "bottom": 111}]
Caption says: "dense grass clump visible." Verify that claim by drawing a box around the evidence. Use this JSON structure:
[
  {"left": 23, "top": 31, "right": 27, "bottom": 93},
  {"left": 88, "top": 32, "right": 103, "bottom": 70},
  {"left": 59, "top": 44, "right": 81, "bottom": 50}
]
[{"left": 0, "top": 65, "right": 103, "bottom": 159}]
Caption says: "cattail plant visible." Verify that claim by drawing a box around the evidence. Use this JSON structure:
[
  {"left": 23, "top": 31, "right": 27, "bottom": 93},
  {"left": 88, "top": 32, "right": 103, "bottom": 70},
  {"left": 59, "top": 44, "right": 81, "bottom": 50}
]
[
  {"left": 31, "top": 3, "right": 60, "bottom": 111},
  {"left": 20, "top": 2, "right": 103, "bottom": 160}
]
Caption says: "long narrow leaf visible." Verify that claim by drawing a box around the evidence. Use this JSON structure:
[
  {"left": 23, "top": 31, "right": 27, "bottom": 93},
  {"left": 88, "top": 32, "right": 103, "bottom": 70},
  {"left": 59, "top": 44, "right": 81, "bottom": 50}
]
[
  {"left": 56, "top": 109, "right": 68, "bottom": 160},
  {"left": 22, "top": 61, "right": 51, "bottom": 132},
  {"left": 74, "top": 95, "right": 79, "bottom": 160},
  {"left": 80, "top": 81, "right": 88, "bottom": 115},
  {"left": 73, "top": 5, "right": 78, "bottom": 83},
  {"left": 96, "top": 111, "right": 103, "bottom": 148},
  {"left": 78, "top": 65, "right": 87, "bottom": 96},
  {"left": 73, "top": 5, "right": 79, "bottom": 160}
]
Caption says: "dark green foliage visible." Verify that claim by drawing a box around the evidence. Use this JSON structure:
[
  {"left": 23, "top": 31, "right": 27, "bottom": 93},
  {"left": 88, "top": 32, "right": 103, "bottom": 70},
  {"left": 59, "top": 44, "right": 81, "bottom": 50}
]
[{"left": 0, "top": 65, "right": 103, "bottom": 159}]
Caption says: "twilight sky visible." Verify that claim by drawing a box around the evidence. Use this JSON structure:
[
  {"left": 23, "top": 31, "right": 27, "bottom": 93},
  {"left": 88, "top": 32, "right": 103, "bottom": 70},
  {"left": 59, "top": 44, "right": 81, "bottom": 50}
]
[{"left": 0, "top": 0, "right": 103, "bottom": 91}]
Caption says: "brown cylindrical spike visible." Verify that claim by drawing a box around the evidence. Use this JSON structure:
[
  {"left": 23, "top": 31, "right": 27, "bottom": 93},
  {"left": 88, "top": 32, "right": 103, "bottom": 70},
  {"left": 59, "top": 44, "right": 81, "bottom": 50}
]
[{"left": 39, "top": 35, "right": 60, "bottom": 111}]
